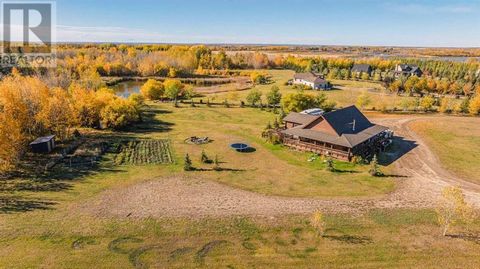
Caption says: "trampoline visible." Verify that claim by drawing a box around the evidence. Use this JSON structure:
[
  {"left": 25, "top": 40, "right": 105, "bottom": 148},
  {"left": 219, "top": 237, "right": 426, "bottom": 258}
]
[{"left": 230, "top": 143, "right": 249, "bottom": 152}]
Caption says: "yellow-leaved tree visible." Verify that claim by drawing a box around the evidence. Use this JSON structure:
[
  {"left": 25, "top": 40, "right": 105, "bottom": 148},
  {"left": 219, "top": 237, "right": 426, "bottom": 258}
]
[
  {"left": 311, "top": 210, "right": 326, "bottom": 237},
  {"left": 468, "top": 95, "right": 480, "bottom": 115},
  {"left": 140, "top": 79, "right": 164, "bottom": 100},
  {"left": 436, "top": 186, "right": 475, "bottom": 236},
  {"left": 36, "top": 88, "right": 75, "bottom": 140}
]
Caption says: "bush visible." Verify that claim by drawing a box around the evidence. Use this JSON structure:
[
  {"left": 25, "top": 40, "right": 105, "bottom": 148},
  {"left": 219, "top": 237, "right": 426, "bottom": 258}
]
[
  {"left": 325, "top": 157, "right": 335, "bottom": 172},
  {"left": 468, "top": 95, "right": 480, "bottom": 115},
  {"left": 140, "top": 79, "right": 164, "bottom": 100},
  {"left": 100, "top": 98, "right": 140, "bottom": 130},
  {"left": 246, "top": 89, "right": 262, "bottom": 107}
]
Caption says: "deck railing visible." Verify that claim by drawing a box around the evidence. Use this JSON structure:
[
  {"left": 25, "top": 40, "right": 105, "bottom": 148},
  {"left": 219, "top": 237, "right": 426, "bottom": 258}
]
[{"left": 282, "top": 137, "right": 350, "bottom": 160}]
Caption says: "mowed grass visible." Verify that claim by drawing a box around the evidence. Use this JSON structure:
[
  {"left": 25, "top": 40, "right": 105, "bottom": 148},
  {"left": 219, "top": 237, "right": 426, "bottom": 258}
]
[
  {"left": 409, "top": 116, "right": 480, "bottom": 184},
  {"left": 154, "top": 103, "right": 394, "bottom": 197},
  {"left": 1, "top": 209, "right": 480, "bottom": 268}
]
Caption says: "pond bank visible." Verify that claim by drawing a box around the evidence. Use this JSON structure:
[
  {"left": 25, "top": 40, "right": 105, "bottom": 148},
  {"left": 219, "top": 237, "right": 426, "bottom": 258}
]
[{"left": 103, "top": 76, "right": 244, "bottom": 86}]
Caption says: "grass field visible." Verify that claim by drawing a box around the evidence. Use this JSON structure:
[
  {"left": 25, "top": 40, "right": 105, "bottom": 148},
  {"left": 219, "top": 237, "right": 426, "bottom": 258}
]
[
  {"left": 409, "top": 116, "right": 480, "bottom": 184},
  {"left": 1, "top": 96, "right": 479, "bottom": 268},
  {"left": 1, "top": 208, "right": 480, "bottom": 268}
]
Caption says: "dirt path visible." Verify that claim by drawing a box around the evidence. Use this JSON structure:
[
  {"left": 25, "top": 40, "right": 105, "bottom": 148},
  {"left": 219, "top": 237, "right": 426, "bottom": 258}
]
[
  {"left": 83, "top": 116, "right": 480, "bottom": 219},
  {"left": 376, "top": 116, "right": 480, "bottom": 206}
]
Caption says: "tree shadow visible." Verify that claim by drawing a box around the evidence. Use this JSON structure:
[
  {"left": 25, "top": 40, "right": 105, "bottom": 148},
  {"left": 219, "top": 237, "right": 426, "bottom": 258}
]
[
  {"left": 193, "top": 167, "right": 246, "bottom": 172},
  {"left": 376, "top": 174, "right": 408, "bottom": 178},
  {"left": 241, "top": 147, "right": 257, "bottom": 153},
  {"left": 324, "top": 234, "right": 373, "bottom": 245},
  {"left": 332, "top": 169, "right": 360, "bottom": 174},
  {"left": 379, "top": 136, "right": 418, "bottom": 166},
  {"left": 446, "top": 233, "right": 480, "bottom": 245},
  {"left": 0, "top": 196, "right": 56, "bottom": 214}
]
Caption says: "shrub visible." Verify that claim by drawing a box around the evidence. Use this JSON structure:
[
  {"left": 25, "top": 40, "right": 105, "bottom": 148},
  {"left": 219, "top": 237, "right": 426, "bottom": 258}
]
[
  {"left": 140, "top": 79, "right": 164, "bottom": 100},
  {"left": 246, "top": 89, "right": 262, "bottom": 107},
  {"left": 100, "top": 98, "right": 140, "bottom": 130},
  {"left": 468, "top": 95, "right": 480, "bottom": 115},
  {"left": 420, "top": 95, "right": 435, "bottom": 112},
  {"left": 325, "top": 157, "right": 335, "bottom": 172}
]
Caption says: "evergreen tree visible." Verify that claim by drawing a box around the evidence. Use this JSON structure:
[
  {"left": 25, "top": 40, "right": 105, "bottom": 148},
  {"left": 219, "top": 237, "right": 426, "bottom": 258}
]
[
  {"left": 213, "top": 154, "right": 221, "bottom": 171},
  {"left": 184, "top": 153, "right": 193, "bottom": 171},
  {"left": 273, "top": 118, "right": 280, "bottom": 129},
  {"left": 369, "top": 154, "right": 382, "bottom": 176}
]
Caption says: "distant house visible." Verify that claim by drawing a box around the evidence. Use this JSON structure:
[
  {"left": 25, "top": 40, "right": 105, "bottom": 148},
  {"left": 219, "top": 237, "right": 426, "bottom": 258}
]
[
  {"left": 30, "top": 135, "right": 56, "bottom": 153},
  {"left": 280, "top": 106, "right": 392, "bottom": 161},
  {"left": 293, "top": 72, "right": 332, "bottom": 90},
  {"left": 395, "top": 64, "right": 423, "bottom": 77},
  {"left": 351, "top": 64, "right": 373, "bottom": 76}
]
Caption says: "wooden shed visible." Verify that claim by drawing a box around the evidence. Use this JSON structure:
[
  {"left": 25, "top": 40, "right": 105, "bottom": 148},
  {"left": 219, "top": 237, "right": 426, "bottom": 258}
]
[{"left": 30, "top": 135, "right": 56, "bottom": 153}]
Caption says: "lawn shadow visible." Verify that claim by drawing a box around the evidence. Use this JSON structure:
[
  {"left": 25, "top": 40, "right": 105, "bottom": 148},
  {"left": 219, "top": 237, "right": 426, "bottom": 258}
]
[
  {"left": 379, "top": 136, "right": 418, "bottom": 166},
  {"left": 125, "top": 105, "right": 174, "bottom": 134},
  {"left": 0, "top": 196, "right": 56, "bottom": 214}
]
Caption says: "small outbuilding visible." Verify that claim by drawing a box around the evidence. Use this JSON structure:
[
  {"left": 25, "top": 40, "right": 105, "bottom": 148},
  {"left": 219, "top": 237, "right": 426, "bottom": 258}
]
[{"left": 30, "top": 135, "right": 56, "bottom": 153}]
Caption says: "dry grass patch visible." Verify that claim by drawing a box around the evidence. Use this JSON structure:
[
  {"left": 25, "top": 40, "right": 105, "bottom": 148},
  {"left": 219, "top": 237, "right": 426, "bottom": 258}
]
[{"left": 409, "top": 116, "right": 480, "bottom": 183}]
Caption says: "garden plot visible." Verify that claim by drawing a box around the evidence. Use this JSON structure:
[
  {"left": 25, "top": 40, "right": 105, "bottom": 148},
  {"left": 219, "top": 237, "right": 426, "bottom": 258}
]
[{"left": 114, "top": 140, "right": 174, "bottom": 165}]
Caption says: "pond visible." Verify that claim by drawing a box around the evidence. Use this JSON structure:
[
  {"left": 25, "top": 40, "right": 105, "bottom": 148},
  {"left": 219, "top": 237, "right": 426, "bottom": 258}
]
[{"left": 113, "top": 80, "right": 144, "bottom": 98}]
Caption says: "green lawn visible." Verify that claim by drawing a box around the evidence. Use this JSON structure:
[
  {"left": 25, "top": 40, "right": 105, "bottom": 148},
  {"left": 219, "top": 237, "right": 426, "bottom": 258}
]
[
  {"left": 409, "top": 116, "right": 480, "bottom": 184},
  {"left": 153, "top": 103, "right": 394, "bottom": 197}
]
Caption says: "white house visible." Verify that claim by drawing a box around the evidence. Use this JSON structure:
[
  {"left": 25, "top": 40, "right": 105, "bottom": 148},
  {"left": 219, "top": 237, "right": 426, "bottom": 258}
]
[{"left": 293, "top": 72, "right": 332, "bottom": 90}]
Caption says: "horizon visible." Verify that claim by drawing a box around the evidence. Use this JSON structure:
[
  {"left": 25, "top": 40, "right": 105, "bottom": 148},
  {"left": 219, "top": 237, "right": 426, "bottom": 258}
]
[{"left": 45, "top": 0, "right": 480, "bottom": 47}]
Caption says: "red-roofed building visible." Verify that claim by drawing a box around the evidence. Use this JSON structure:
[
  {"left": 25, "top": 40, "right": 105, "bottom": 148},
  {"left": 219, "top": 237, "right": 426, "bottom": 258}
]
[{"left": 281, "top": 106, "right": 392, "bottom": 161}]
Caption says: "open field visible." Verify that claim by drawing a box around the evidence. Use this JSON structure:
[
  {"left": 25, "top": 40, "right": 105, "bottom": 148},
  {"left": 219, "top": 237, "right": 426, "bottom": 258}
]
[
  {"left": 409, "top": 117, "right": 480, "bottom": 184},
  {"left": 193, "top": 70, "right": 463, "bottom": 110},
  {"left": 1, "top": 207, "right": 480, "bottom": 268},
  {"left": 2, "top": 99, "right": 480, "bottom": 268}
]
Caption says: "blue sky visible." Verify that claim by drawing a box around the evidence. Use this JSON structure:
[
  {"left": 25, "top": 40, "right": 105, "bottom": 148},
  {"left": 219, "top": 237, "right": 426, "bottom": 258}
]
[{"left": 55, "top": 0, "right": 480, "bottom": 47}]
